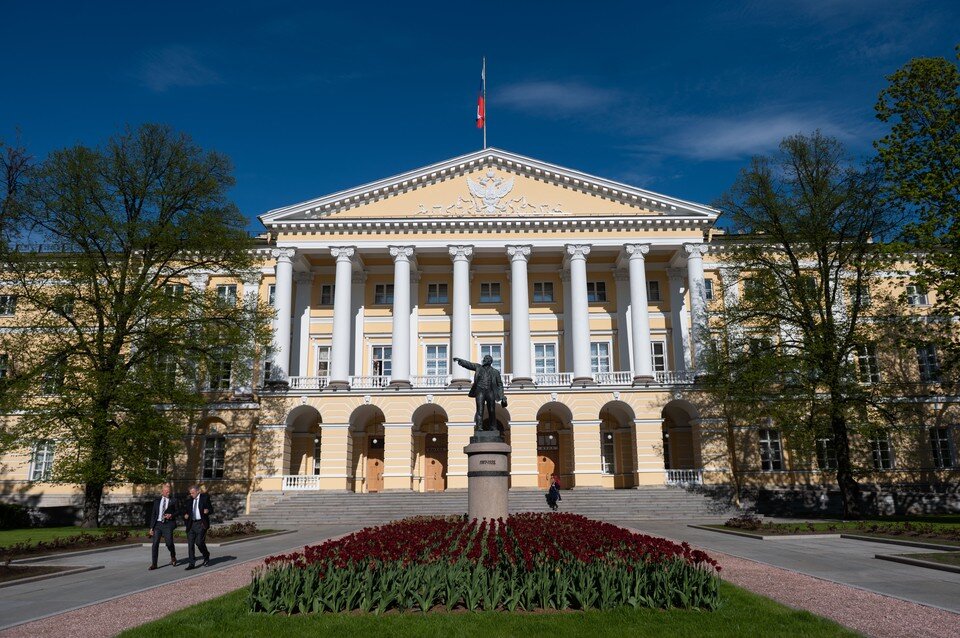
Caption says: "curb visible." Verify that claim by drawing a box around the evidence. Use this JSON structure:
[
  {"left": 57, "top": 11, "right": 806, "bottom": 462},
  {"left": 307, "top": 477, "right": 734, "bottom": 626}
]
[
  {"left": 875, "top": 553, "right": 960, "bottom": 574},
  {"left": 0, "top": 565, "right": 104, "bottom": 589},
  {"left": 133, "top": 530, "right": 295, "bottom": 548},
  {"left": 841, "top": 534, "right": 960, "bottom": 552},
  {"left": 10, "top": 544, "right": 140, "bottom": 565},
  {"left": 687, "top": 524, "right": 842, "bottom": 541}
]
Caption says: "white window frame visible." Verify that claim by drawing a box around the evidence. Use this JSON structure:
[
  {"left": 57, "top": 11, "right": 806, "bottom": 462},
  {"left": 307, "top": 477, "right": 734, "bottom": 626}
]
[
  {"left": 0, "top": 353, "right": 8, "bottom": 379},
  {"left": 320, "top": 284, "right": 335, "bottom": 306},
  {"left": 870, "top": 434, "right": 895, "bottom": 470},
  {"left": 165, "top": 284, "right": 184, "bottom": 299},
  {"left": 917, "top": 345, "right": 940, "bottom": 383},
  {"left": 590, "top": 341, "right": 612, "bottom": 374},
  {"left": 586, "top": 281, "right": 607, "bottom": 302},
  {"left": 374, "top": 283, "right": 394, "bottom": 305},
  {"left": 815, "top": 437, "right": 837, "bottom": 471},
  {"left": 651, "top": 340, "right": 668, "bottom": 373},
  {"left": 533, "top": 281, "right": 554, "bottom": 303},
  {"left": 851, "top": 283, "right": 871, "bottom": 307},
  {"left": 371, "top": 345, "right": 393, "bottom": 377},
  {"left": 906, "top": 284, "right": 929, "bottom": 307},
  {"left": 856, "top": 344, "right": 880, "bottom": 384},
  {"left": 759, "top": 428, "right": 783, "bottom": 471},
  {"left": 202, "top": 436, "right": 226, "bottom": 479},
  {"left": 479, "top": 282, "right": 501, "bottom": 303},
  {"left": 267, "top": 284, "right": 276, "bottom": 307},
  {"left": 314, "top": 344, "right": 332, "bottom": 377},
  {"left": 600, "top": 431, "right": 616, "bottom": 475},
  {"left": 929, "top": 426, "right": 954, "bottom": 469},
  {"left": 313, "top": 436, "right": 322, "bottom": 475},
  {"left": 424, "top": 343, "right": 449, "bottom": 376},
  {"left": 703, "top": 279, "right": 714, "bottom": 301},
  {"left": 647, "top": 280, "right": 661, "bottom": 302},
  {"left": 533, "top": 342, "right": 558, "bottom": 375},
  {"left": 478, "top": 343, "right": 503, "bottom": 372},
  {"left": 426, "top": 283, "right": 449, "bottom": 304},
  {"left": 30, "top": 439, "right": 56, "bottom": 481},
  {"left": 208, "top": 355, "right": 232, "bottom": 391},
  {"left": 261, "top": 347, "right": 273, "bottom": 383},
  {"left": 0, "top": 294, "right": 17, "bottom": 316},
  {"left": 216, "top": 284, "right": 238, "bottom": 306}
]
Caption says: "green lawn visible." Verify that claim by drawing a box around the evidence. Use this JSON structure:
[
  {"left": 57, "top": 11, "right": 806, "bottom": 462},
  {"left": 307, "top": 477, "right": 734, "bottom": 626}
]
[
  {"left": 119, "top": 582, "right": 859, "bottom": 638},
  {"left": 0, "top": 526, "right": 118, "bottom": 547},
  {"left": 899, "top": 551, "right": 960, "bottom": 567},
  {"left": 711, "top": 518, "right": 960, "bottom": 546}
]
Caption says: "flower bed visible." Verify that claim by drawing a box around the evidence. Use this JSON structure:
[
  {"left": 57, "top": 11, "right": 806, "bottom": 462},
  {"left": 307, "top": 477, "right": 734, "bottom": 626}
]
[
  {"left": 722, "top": 514, "right": 960, "bottom": 544},
  {"left": 249, "top": 513, "right": 720, "bottom": 614}
]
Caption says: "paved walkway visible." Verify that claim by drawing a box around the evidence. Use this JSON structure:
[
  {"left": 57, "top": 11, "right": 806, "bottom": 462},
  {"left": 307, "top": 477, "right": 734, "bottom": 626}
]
[
  {"left": 0, "top": 525, "right": 358, "bottom": 631},
  {"left": 616, "top": 519, "right": 960, "bottom": 614}
]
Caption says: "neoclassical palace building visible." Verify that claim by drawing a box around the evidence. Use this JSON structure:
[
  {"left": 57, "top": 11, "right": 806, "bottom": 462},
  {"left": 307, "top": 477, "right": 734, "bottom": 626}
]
[{"left": 2, "top": 148, "right": 957, "bottom": 517}]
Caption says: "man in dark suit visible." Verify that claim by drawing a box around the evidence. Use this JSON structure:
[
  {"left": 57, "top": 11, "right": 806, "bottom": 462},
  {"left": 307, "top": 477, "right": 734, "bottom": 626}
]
[
  {"left": 183, "top": 485, "right": 213, "bottom": 570},
  {"left": 453, "top": 355, "right": 507, "bottom": 431},
  {"left": 148, "top": 483, "right": 178, "bottom": 570}
]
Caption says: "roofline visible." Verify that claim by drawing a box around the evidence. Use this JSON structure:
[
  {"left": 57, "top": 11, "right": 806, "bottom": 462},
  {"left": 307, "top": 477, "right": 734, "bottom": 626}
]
[{"left": 259, "top": 147, "right": 721, "bottom": 224}]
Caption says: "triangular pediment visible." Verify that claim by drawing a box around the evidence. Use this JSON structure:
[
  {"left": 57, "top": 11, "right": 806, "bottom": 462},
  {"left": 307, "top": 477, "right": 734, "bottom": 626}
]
[{"left": 260, "top": 148, "right": 719, "bottom": 225}]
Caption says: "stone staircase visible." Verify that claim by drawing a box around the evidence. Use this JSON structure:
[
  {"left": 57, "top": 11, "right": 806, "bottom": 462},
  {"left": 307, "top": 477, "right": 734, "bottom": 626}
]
[{"left": 231, "top": 487, "right": 734, "bottom": 528}]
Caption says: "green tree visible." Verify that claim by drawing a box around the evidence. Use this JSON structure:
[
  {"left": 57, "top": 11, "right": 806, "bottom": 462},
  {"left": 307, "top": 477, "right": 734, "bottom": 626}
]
[
  {"left": 708, "top": 132, "right": 901, "bottom": 518},
  {"left": 875, "top": 46, "right": 960, "bottom": 322},
  {"left": 0, "top": 124, "right": 272, "bottom": 527}
]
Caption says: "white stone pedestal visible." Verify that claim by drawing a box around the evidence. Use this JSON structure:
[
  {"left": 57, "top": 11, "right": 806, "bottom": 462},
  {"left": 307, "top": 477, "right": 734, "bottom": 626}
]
[{"left": 465, "top": 433, "right": 511, "bottom": 522}]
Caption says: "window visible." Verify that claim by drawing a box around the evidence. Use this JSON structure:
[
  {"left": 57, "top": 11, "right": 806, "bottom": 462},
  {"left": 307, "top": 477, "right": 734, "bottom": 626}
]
[
  {"left": 261, "top": 348, "right": 273, "bottom": 383},
  {"left": 647, "top": 280, "right": 661, "bottom": 302},
  {"left": 202, "top": 436, "right": 225, "bottom": 479},
  {"left": 743, "top": 278, "right": 761, "bottom": 300},
  {"left": 856, "top": 344, "right": 880, "bottom": 384},
  {"left": 533, "top": 282, "right": 554, "bottom": 303},
  {"left": 159, "top": 354, "right": 178, "bottom": 388},
  {"left": 41, "top": 357, "right": 65, "bottom": 395},
  {"left": 208, "top": 355, "right": 232, "bottom": 391},
  {"left": 479, "top": 344, "right": 502, "bottom": 371},
  {"left": 586, "top": 281, "right": 607, "bottom": 302},
  {"left": 0, "top": 354, "right": 8, "bottom": 379},
  {"left": 165, "top": 284, "right": 184, "bottom": 299},
  {"left": 320, "top": 284, "right": 335, "bottom": 305},
  {"left": 759, "top": 428, "right": 783, "bottom": 471},
  {"left": 930, "top": 427, "right": 954, "bottom": 469},
  {"left": 534, "top": 343, "right": 557, "bottom": 374},
  {"left": 374, "top": 284, "right": 394, "bottom": 305},
  {"left": 267, "top": 284, "right": 276, "bottom": 307},
  {"left": 0, "top": 295, "right": 17, "bottom": 315},
  {"left": 53, "top": 294, "right": 75, "bottom": 318},
  {"left": 372, "top": 346, "right": 392, "bottom": 377},
  {"left": 479, "top": 282, "right": 501, "bottom": 303},
  {"left": 601, "top": 431, "right": 616, "bottom": 475},
  {"left": 816, "top": 437, "right": 837, "bottom": 471},
  {"left": 917, "top": 345, "right": 940, "bottom": 383},
  {"left": 313, "top": 437, "right": 322, "bottom": 475},
  {"left": 590, "top": 342, "right": 611, "bottom": 374},
  {"left": 802, "top": 276, "right": 818, "bottom": 296},
  {"left": 146, "top": 456, "right": 167, "bottom": 477},
  {"left": 870, "top": 434, "right": 895, "bottom": 470},
  {"left": 425, "top": 344, "right": 449, "bottom": 376},
  {"left": 216, "top": 284, "right": 237, "bottom": 305},
  {"left": 749, "top": 337, "right": 772, "bottom": 356},
  {"left": 850, "top": 283, "right": 871, "bottom": 307},
  {"left": 651, "top": 342, "right": 667, "bottom": 372},
  {"left": 703, "top": 279, "right": 714, "bottom": 301},
  {"left": 30, "top": 440, "right": 56, "bottom": 481},
  {"left": 316, "top": 345, "right": 331, "bottom": 377},
  {"left": 906, "top": 284, "right": 929, "bottom": 307},
  {"left": 427, "top": 283, "right": 448, "bottom": 304}
]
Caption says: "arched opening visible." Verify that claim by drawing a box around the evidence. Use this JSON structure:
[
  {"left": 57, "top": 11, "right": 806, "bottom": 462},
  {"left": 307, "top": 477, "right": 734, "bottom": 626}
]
[
  {"left": 349, "top": 405, "right": 386, "bottom": 493},
  {"left": 661, "top": 400, "right": 701, "bottom": 482},
  {"left": 413, "top": 404, "right": 449, "bottom": 492},
  {"left": 536, "top": 402, "right": 573, "bottom": 489},
  {"left": 285, "top": 405, "right": 322, "bottom": 476},
  {"left": 600, "top": 400, "right": 637, "bottom": 488}
]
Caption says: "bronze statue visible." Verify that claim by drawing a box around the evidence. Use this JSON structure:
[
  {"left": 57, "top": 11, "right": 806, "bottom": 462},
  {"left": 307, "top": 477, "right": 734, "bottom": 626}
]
[{"left": 453, "top": 355, "right": 507, "bottom": 432}]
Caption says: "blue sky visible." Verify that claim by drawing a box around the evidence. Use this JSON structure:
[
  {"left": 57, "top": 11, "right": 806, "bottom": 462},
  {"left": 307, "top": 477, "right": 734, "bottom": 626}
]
[{"left": 1, "top": 1, "right": 957, "bottom": 228}]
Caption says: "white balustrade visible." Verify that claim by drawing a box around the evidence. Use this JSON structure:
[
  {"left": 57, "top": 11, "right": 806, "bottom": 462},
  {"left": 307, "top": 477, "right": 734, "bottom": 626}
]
[
  {"left": 595, "top": 371, "right": 634, "bottom": 385},
  {"left": 664, "top": 469, "right": 703, "bottom": 485},
  {"left": 532, "top": 372, "right": 574, "bottom": 386},
  {"left": 349, "top": 375, "right": 392, "bottom": 389},
  {"left": 282, "top": 475, "right": 320, "bottom": 490},
  {"left": 287, "top": 376, "right": 329, "bottom": 390},
  {"left": 411, "top": 375, "right": 452, "bottom": 387},
  {"left": 655, "top": 370, "right": 696, "bottom": 385}
]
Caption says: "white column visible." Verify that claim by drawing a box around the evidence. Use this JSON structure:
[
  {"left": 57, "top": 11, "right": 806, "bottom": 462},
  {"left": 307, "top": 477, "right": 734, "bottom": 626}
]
[
  {"left": 449, "top": 245, "right": 474, "bottom": 383},
  {"left": 388, "top": 246, "right": 414, "bottom": 388},
  {"left": 566, "top": 244, "right": 595, "bottom": 385},
  {"left": 667, "top": 268, "right": 690, "bottom": 372},
  {"left": 506, "top": 245, "right": 533, "bottom": 386},
  {"left": 351, "top": 270, "right": 366, "bottom": 376},
  {"left": 684, "top": 243, "right": 708, "bottom": 371},
  {"left": 561, "top": 270, "right": 573, "bottom": 373},
  {"left": 271, "top": 248, "right": 295, "bottom": 380},
  {"left": 328, "top": 246, "right": 356, "bottom": 388},
  {"left": 291, "top": 271, "right": 313, "bottom": 377},
  {"left": 613, "top": 269, "right": 632, "bottom": 374},
  {"left": 625, "top": 244, "right": 654, "bottom": 382}
]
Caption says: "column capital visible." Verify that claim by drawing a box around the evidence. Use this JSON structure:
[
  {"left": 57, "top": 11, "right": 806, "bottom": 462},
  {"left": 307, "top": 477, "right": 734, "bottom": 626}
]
[
  {"left": 240, "top": 271, "right": 261, "bottom": 286},
  {"left": 389, "top": 245, "right": 415, "bottom": 261},
  {"left": 330, "top": 246, "right": 356, "bottom": 261},
  {"left": 448, "top": 245, "right": 474, "bottom": 261},
  {"left": 293, "top": 271, "right": 314, "bottom": 285},
  {"left": 187, "top": 273, "right": 209, "bottom": 291},
  {"left": 506, "top": 245, "right": 532, "bottom": 262},
  {"left": 565, "top": 244, "right": 591, "bottom": 259},
  {"left": 271, "top": 247, "right": 296, "bottom": 263},
  {"left": 624, "top": 243, "right": 650, "bottom": 259},
  {"left": 683, "top": 243, "right": 708, "bottom": 259}
]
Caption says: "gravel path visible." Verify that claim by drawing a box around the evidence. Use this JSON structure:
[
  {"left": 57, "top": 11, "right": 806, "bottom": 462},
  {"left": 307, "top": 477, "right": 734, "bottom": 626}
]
[{"left": 2, "top": 539, "right": 957, "bottom": 638}]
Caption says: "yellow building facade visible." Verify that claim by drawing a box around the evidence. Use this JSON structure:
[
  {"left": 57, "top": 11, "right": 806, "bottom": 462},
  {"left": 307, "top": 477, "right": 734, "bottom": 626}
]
[{"left": 2, "top": 148, "right": 957, "bottom": 519}]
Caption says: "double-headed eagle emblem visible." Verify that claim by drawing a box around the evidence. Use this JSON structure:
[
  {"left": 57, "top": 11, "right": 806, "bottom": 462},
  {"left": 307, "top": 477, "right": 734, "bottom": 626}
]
[{"left": 467, "top": 170, "right": 515, "bottom": 214}]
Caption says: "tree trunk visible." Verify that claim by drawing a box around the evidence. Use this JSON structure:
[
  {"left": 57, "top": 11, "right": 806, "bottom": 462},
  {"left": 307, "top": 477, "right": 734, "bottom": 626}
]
[
  {"left": 830, "top": 403, "right": 862, "bottom": 519},
  {"left": 81, "top": 481, "right": 104, "bottom": 528}
]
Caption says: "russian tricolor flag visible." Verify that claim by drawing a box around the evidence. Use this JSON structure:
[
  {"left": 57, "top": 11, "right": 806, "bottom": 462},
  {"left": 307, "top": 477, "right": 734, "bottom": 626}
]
[{"left": 476, "top": 59, "right": 485, "bottom": 130}]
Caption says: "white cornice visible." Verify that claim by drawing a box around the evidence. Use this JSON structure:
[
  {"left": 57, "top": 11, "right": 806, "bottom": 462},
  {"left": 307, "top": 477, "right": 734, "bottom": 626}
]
[{"left": 260, "top": 148, "right": 720, "bottom": 225}]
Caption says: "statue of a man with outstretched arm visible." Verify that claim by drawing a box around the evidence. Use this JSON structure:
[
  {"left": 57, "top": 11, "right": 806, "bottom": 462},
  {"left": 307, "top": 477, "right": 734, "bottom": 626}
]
[{"left": 453, "top": 355, "right": 507, "bottom": 431}]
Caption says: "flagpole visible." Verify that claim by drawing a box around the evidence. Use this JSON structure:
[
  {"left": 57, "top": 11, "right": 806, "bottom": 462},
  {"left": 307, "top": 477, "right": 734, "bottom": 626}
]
[{"left": 482, "top": 56, "right": 487, "bottom": 149}]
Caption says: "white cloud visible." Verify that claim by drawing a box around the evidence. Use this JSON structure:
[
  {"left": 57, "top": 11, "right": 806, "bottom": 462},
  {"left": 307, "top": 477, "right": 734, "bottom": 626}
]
[
  {"left": 496, "top": 81, "right": 618, "bottom": 117},
  {"left": 138, "top": 45, "right": 223, "bottom": 93}
]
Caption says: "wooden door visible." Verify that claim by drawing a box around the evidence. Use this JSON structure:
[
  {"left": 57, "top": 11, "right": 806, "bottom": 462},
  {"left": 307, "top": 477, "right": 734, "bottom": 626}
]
[
  {"left": 537, "top": 432, "right": 559, "bottom": 489},
  {"left": 425, "top": 436, "right": 447, "bottom": 492},
  {"left": 366, "top": 437, "right": 384, "bottom": 492}
]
